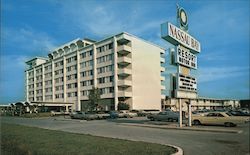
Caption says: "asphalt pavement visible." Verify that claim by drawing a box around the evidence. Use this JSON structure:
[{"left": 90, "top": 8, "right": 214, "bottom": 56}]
[{"left": 1, "top": 116, "right": 249, "bottom": 155}]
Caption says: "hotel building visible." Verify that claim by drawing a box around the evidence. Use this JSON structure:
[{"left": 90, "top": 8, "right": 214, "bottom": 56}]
[{"left": 25, "top": 32, "right": 166, "bottom": 111}]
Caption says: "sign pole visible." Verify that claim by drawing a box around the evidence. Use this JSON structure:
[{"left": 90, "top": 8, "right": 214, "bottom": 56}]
[
  {"left": 188, "top": 99, "right": 192, "bottom": 126},
  {"left": 179, "top": 98, "right": 182, "bottom": 127}
]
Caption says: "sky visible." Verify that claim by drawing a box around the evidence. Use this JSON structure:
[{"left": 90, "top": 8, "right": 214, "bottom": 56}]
[{"left": 0, "top": 0, "right": 249, "bottom": 104}]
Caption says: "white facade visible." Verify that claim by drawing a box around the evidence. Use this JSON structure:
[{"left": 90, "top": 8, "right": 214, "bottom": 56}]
[
  {"left": 163, "top": 97, "right": 240, "bottom": 112},
  {"left": 25, "top": 32, "right": 165, "bottom": 111}
]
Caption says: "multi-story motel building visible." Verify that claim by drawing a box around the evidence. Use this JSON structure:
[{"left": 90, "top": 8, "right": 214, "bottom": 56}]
[
  {"left": 25, "top": 32, "right": 166, "bottom": 111},
  {"left": 162, "top": 97, "right": 240, "bottom": 112}
]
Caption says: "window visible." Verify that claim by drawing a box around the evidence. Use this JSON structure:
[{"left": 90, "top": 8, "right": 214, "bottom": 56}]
[
  {"left": 67, "top": 67, "right": 71, "bottom": 72},
  {"left": 109, "top": 76, "right": 114, "bottom": 82},
  {"left": 67, "top": 93, "right": 71, "bottom": 97},
  {"left": 67, "top": 84, "right": 71, "bottom": 89},
  {"left": 98, "top": 77, "right": 105, "bottom": 84},
  {"left": 67, "top": 75, "right": 71, "bottom": 80},
  {"left": 74, "top": 92, "right": 77, "bottom": 97},
  {"left": 109, "top": 87, "right": 114, "bottom": 93},
  {"left": 67, "top": 58, "right": 71, "bottom": 63},
  {"left": 108, "top": 43, "right": 113, "bottom": 49}
]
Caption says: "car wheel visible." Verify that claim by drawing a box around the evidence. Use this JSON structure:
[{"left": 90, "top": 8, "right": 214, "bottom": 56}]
[
  {"left": 224, "top": 122, "right": 235, "bottom": 127},
  {"left": 168, "top": 118, "right": 173, "bottom": 122},
  {"left": 150, "top": 118, "right": 155, "bottom": 121},
  {"left": 193, "top": 120, "right": 201, "bottom": 125}
]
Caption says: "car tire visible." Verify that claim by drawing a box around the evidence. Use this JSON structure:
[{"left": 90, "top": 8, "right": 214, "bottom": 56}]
[
  {"left": 168, "top": 118, "right": 173, "bottom": 122},
  {"left": 224, "top": 122, "right": 235, "bottom": 127},
  {"left": 193, "top": 120, "right": 201, "bottom": 125}
]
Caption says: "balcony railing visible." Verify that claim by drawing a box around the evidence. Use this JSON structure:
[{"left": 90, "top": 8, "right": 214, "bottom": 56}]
[
  {"left": 118, "top": 80, "right": 132, "bottom": 87},
  {"left": 117, "top": 68, "right": 132, "bottom": 76},
  {"left": 117, "top": 56, "right": 132, "bottom": 65},
  {"left": 117, "top": 45, "right": 132, "bottom": 54},
  {"left": 118, "top": 91, "right": 132, "bottom": 97}
]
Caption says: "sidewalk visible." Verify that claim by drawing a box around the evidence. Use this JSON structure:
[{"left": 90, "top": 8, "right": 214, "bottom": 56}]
[{"left": 120, "top": 122, "right": 243, "bottom": 134}]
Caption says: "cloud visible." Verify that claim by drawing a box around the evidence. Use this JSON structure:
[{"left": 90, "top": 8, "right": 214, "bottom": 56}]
[
  {"left": 197, "top": 66, "right": 249, "bottom": 83},
  {"left": 2, "top": 27, "right": 57, "bottom": 56},
  {"left": 57, "top": 1, "right": 174, "bottom": 39},
  {"left": 0, "top": 55, "right": 29, "bottom": 103}
]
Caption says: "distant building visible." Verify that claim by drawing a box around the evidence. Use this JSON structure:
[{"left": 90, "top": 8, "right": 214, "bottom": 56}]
[
  {"left": 162, "top": 97, "right": 240, "bottom": 112},
  {"left": 25, "top": 32, "right": 166, "bottom": 111}
]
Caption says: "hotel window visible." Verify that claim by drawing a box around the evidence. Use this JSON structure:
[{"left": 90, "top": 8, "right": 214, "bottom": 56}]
[
  {"left": 74, "top": 92, "right": 77, "bottom": 97},
  {"left": 74, "top": 74, "right": 77, "bottom": 79},
  {"left": 109, "top": 87, "right": 114, "bottom": 93},
  {"left": 109, "top": 76, "right": 114, "bottom": 82},
  {"left": 67, "top": 84, "right": 71, "bottom": 89},
  {"left": 67, "top": 75, "right": 71, "bottom": 80},
  {"left": 67, "top": 66, "right": 71, "bottom": 72},
  {"left": 67, "top": 93, "right": 71, "bottom": 97},
  {"left": 100, "top": 88, "right": 105, "bottom": 95},
  {"left": 108, "top": 43, "right": 113, "bottom": 49},
  {"left": 98, "top": 77, "right": 105, "bottom": 84}
]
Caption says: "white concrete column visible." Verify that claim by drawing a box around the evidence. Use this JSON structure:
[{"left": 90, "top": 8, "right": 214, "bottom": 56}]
[
  {"left": 188, "top": 99, "right": 192, "bottom": 127},
  {"left": 93, "top": 44, "right": 97, "bottom": 88},
  {"left": 179, "top": 98, "right": 182, "bottom": 127},
  {"left": 113, "top": 37, "right": 118, "bottom": 111},
  {"left": 63, "top": 56, "right": 67, "bottom": 103},
  {"left": 33, "top": 69, "right": 36, "bottom": 101},
  {"left": 42, "top": 64, "right": 45, "bottom": 101},
  {"left": 76, "top": 49, "right": 81, "bottom": 111},
  {"left": 25, "top": 71, "right": 29, "bottom": 101},
  {"left": 52, "top": 61, "right": 55, "bottom": 101}
]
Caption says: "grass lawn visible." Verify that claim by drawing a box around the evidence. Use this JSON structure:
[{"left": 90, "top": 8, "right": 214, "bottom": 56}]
[{"left": 0, "top": 123, "right": 176, "bottom": 155}]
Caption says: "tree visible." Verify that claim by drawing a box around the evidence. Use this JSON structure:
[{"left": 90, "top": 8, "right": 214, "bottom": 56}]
[
  {"left": 88, "top": 87, "right": 101, "bottom": 111},
  {"left": 118, "top": 102, "right": 130, "bottom": 110}
]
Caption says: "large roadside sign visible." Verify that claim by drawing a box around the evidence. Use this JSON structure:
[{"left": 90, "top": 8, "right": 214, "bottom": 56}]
[
  {"left": 161, "top": 22, "right": 201, "bottom": 53},
  {"left": 175, "top": 45, "right": 197, "bottom": 69},
  {"left": 176, "top": 73, "right": 197, "bottom": 92}
]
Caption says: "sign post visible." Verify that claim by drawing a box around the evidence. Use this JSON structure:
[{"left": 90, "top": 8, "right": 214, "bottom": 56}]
[{"left": 161, "top": 4, "right": 201, "bottom": 127}]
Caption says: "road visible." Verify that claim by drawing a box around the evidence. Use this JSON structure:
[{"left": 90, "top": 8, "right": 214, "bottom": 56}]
[{"left": 1, "top": 116, "right": 249, "bottom": 155}]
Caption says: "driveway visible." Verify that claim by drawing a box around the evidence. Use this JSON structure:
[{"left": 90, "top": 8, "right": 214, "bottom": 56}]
[{"left": 1, "top": 116, "right": 249, "bottom": 155}]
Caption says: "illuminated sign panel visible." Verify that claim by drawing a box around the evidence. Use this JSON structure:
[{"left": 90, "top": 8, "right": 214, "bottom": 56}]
[
  {"left": 176, "top": 74, "right": 197, "bottom": 92},
  {"left": 161, "top": 22, "right": 201, "bottom": 53},
  {"left": 175, "top": 45, "right": 197, "bottom": 69}
]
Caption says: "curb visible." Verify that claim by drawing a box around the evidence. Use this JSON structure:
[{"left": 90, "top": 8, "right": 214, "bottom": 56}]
[
  {"left": 168, "top": 144, "right": 183, "bottom": 155},
  {"left": 120, "top": 123, "right": 242, "bottom": 134}
]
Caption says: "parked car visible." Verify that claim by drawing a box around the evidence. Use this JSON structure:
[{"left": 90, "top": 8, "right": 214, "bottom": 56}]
[
  {"left": 229, "top": 110, "right": 250, "bottom": 116},
  {"left": 147, "top": 110, "right": 179, "bottom": 122},
  {"left": 120, "top": 110, "right": 138, "bottom": 118},
  {"left": 70, "top": 111, "right": 98, "bottom": 120},
  {"left": 70, "top": 111, "right": 85, "bottom": 119},
  {"left": 109, "top": 111, "right": 121, "bottom": 119},
  {"left": 96, "top": 111, "right": 110, "bottom": 119},
  {"left": 192, "top": 112, "right": 249, "bottom": 127},
  {"left": 137, "top": 110, "right": 148, "bottom": 117},
  {"left": 51, "top": 111, "right": 68, "bottom": 116}
]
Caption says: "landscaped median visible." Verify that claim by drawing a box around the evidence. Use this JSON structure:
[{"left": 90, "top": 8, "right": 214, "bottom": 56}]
[{"left": 1, "top": 123, "right": 179, "bottom": 155}]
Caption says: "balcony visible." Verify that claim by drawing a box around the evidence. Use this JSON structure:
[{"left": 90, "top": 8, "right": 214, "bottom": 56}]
[
  {"left": 160, "top": 76, "right": 165, "bottom": 81},
  {"left": 118, "top": 91, "right": 132, "bottom": 97},
  {"left": 117, "top": 56, "right": 132, "bottom": 65},
  {"left": 160, "top": 57, "right": 165, "bottom": 63},
  {"left": 117, "top": 68, "right": 132, "bottom": 76},
  {"left": 118, "top": 80, "right": 132, "bottom": 87},
  {"left": 117, "top": 45, "right": 131, "bottom": 54},
  {"left": 160, "top": 66, "right": 165, "bottom": 72}
]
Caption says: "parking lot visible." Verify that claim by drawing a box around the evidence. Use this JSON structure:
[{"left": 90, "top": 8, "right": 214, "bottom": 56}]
[{"left": 1, "top": 116, "right": 249, "bottom": 155}]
